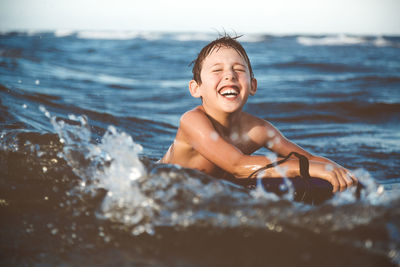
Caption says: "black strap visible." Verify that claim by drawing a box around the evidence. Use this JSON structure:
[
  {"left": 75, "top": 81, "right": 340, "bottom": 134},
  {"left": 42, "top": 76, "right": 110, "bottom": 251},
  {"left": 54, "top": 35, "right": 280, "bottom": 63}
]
[
  {"left": 247, "top": 151, "right": 311, "bottom": 201},
  {"left": 247, "top": 151, "right": 311, "bottom": 180}
]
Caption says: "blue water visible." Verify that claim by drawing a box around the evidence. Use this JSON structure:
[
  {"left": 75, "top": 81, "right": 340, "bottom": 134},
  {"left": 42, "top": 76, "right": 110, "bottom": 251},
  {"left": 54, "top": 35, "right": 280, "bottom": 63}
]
[{"left": 1, "top": 31, "right": 400, "bottom": 266}]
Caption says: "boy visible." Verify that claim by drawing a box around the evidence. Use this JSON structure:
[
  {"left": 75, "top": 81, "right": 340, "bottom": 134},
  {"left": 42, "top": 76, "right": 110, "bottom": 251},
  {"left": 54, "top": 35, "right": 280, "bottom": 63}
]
[{"left": 161, "top": 35, "right": 357, "bottom": 193}]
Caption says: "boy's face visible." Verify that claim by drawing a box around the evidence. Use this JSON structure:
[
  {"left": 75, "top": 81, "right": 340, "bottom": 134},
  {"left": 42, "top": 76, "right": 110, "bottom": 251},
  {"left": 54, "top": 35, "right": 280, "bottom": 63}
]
[{"left": 189, "top": 46, "right": 257, "bottom": 115}]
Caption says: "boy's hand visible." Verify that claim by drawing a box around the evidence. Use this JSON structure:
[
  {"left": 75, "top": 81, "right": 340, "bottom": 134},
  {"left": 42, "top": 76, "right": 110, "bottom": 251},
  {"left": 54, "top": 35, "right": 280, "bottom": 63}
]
[{"left": 309, "top": 161, "right": 358, "bottom": 193}]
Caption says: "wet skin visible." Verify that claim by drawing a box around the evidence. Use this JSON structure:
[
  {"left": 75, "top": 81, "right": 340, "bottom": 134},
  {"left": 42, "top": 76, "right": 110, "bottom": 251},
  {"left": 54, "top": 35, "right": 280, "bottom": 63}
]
[{"left": 161, "top": 47, "right": 357, "bottom": 192}]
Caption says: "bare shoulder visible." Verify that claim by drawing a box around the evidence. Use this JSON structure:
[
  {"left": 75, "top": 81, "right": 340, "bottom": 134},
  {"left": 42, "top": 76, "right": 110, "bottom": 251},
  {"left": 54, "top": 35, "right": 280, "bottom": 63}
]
[
  {"left": 242, "top": 112, "right": 276, "bottom": 133},
  {"left": 179, "top": 106, "right": 211, "bottom": 132},
  {"left": 180, "top": 106, "right": 206, "bottom": 122}
]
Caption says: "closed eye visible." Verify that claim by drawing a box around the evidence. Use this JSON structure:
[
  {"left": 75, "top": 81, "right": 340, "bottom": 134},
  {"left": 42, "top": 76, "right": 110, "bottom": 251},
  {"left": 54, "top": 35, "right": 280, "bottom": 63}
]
[{"left": 234, "top": 68, "right": 246, "bottom": 72}]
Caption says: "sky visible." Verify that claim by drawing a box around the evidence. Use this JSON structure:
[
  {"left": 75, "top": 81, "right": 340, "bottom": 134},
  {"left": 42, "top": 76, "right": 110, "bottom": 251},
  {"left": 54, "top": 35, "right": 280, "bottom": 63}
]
[{"left": 1, "top": 0, "right": 400, "bottom": 35}]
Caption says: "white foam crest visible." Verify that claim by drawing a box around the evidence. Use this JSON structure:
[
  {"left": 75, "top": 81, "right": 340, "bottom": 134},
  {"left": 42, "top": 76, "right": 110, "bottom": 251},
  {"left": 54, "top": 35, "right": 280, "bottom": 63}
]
[
  {"left": 372, "top": 36, "right": 395, "bottom": 47},
  {"left": 46, "top": 63, "right": 140, "bottom": 86},
  {"left": 239, "top": 34, "right": 266, "bottom": 43},
  {"left": 137, "top": 32, "right": 165, "bottom": 41},
  {"left": 54, "top": 29, "right": 75, "bottom": 37},
  {"left": 297, "top": 34, "right": 367, "bottom": 46},
  {"left": 173, "top": 32, "right": 216, "bottom": 42},
  {"left": 159, "top": 79, "right": 187, "bottom": 88},
  {"left": 77, "top": 30, "right": 142, "bottom": 40},
  {"left": 97, "top": 73, "right": 138, "bottom": 86},
  {"left": 75, "top": 31, "right": 168, "bottom": 41},
  {"left": 26, "top": 30, "right": 46, "bottom": 36}
]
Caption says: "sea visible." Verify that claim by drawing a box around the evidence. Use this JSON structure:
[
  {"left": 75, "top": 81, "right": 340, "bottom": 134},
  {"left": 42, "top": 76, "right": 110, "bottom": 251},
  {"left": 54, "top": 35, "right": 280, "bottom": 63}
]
[{"left": 1, "top": 30, "right": 400, "bottom": 266}]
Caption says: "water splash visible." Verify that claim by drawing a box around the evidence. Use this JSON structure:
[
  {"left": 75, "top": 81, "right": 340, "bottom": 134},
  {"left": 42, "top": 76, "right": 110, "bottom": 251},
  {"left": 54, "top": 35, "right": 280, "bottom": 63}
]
[
  {"left": 44, "top": 106, "right": 156, "bottom": 234},
  {"left": 329, "top": 168, "right": 397, "bottom": 206},
  {"left": 39, "top": 106, "right": 400, "bottom": 246}
]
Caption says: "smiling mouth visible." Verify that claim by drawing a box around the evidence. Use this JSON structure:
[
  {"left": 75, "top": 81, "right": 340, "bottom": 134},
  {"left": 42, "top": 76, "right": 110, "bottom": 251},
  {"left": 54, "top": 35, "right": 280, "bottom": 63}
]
[{"left": 219, "top": 87, "right": 239, "bottom": 98}]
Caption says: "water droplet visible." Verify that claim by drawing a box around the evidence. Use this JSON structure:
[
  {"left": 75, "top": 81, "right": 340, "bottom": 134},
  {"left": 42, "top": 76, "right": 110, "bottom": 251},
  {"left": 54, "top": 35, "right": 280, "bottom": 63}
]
[
  {"left": 145, "top": 225, "right": 155, "bottom": 235},
  {"left": 267, "top": 130, "right": 275, "bottom": 137},
  {"left": 279, "top": 184, "right": 288, "bottom": 191},
  {"left": 22, "top": 104, "right": 27, "bottom": 109},
  {"left": 230, "top": 132, "right": 238, "bottom": 141},
  {"left": 377, "top": 185, "right": 384, "bottom": 195},
  {"left": 192, "top": 196, "right": 200, "bottom": 204},
  {"left": 129, "top": 168, "right": 142, "bottom": 180},
  {"left": 35, "top": 79, "right": 40, "bottom": 85},
  {"left": 325, "top": 164, "right": 334, "bottom": 171},
  {"left": 51, "top": 228, "right": 59, "bottom": 235},
  {"left": 267, "top": 141, "right": 274, "bottom": 148},
  {"left": 0, "top": 199, "right": 8, "bottom": 207},
  {"left": 274, "top": 137, "right": 281, "bottom": 144},
  {"left": 388, "top": 249, "right": 397, "bottom": 258},
  {"left": 265, "top": 222, "right": 275, "bottom": 230},
  {"left": 365, "top": 239, "right": 373, "bottom": 249},
  {"left": 235, "top": 210, "right": 243, "bottom": 217},
  {"left": 44, "top": 196, "right": 49, "bottom": 200},
  {"left": 210, "top": 131, "right": 219, "bottom": 141}
]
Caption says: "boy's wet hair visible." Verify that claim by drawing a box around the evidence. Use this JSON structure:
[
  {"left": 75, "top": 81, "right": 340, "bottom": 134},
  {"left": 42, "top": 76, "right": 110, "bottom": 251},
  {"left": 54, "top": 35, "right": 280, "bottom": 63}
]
[{"left": 191, "top": 34, "right": 254, "bottom": 84}]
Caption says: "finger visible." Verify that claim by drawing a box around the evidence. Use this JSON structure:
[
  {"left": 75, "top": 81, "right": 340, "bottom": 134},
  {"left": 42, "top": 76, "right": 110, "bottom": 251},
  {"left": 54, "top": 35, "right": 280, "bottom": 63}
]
[
  {"left": 340, "top": 169, "right": 353, "bottom": 187},
  {"left": 339, "top": 176, "right": 347, "bottom": 192},
  {"left": 330, "top": 174, "right": 339, "bottom": 193},
  {"left": 342, "top": 167, "right": 358, "bottom": 185},
  {"left": 348, "top": 171, "right": 358, "bottom": 185},
  {"left": 336, "top": 171, "right": 347, "bottom": 192}
]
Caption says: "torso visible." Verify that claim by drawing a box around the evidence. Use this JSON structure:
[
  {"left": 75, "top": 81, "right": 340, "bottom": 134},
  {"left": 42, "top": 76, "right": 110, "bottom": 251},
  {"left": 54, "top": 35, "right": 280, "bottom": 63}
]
[{"left": 160, "top": 107, "right": 268, "bottom": 179}]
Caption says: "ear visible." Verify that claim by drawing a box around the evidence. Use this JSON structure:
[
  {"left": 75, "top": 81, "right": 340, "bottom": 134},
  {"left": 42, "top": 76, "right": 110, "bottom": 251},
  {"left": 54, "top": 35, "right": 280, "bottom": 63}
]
[
  {"left": 189, "top": 80, "right": 202, "bottom": 98},
  {"left": 250, "top": 78, "right": 257, "bottom": 96}
]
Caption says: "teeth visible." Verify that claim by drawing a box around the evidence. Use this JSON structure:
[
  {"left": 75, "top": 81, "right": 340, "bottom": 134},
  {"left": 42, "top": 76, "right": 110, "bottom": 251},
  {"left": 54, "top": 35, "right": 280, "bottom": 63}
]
[{"left": 220, "top": 89, "right": 238, "bottom": 96}]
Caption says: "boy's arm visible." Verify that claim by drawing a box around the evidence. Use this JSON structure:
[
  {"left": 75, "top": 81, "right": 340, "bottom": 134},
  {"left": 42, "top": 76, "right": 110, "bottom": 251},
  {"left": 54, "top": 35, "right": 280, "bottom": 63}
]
[
  {"left": 179, "top": 110, "right": 303, "bottom": 180},
  {"left": 263, "top": 121, "right": 357, "bottom": 192}
]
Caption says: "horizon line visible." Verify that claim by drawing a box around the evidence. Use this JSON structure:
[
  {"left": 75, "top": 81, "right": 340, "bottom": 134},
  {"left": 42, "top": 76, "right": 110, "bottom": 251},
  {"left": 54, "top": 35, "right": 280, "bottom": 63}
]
[{"left": 1, "top": 28, "right": 400, "bottom": 37}]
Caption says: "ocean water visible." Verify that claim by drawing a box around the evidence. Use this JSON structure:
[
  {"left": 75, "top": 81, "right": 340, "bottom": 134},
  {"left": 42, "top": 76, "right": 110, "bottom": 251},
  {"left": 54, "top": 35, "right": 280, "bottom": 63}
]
[{"left": 1, "top": 31, "right": 400, "bottom": 266}]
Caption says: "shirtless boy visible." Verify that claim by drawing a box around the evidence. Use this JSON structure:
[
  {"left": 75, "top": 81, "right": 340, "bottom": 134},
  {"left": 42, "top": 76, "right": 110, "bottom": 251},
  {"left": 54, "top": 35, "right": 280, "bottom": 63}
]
[{"left": 161, "top": 35, "right": 357, "bottom": 193}]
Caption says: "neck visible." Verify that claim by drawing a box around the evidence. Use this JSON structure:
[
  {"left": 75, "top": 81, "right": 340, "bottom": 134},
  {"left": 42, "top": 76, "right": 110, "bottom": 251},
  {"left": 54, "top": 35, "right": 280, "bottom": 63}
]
[{"left": 201, "top": 105, "right": 241, "bottom": 137}]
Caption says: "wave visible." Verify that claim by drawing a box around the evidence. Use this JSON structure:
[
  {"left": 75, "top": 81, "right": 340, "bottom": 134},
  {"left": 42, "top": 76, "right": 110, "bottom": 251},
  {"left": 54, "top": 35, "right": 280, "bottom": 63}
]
[
  {"left": 0, "top": 84, "right": 177, "bottom": 143},
  {"left": 297, "top": 34, "right": 399, "bottom": 47},
  {"left": 1, "top": 109, "right": 399, "bottom": 265},
  {"left": 341, "top": 75, "right": 400, "bottom": 84},
  {"left": 250, "top": 101, "right": 400, "bottom": 124},
  {"left": 272, "top": 61, "right": 370, "bottom": 73},
  {"left": 0, "top": 48, "right": 23, "bottom": 59}
]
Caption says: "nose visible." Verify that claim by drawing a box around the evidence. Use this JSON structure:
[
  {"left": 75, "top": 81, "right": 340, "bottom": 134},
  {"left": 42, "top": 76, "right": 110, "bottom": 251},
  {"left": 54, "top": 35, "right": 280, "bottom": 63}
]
[{"left": 224, "top": 69, "right": 236, "bottom": 80}]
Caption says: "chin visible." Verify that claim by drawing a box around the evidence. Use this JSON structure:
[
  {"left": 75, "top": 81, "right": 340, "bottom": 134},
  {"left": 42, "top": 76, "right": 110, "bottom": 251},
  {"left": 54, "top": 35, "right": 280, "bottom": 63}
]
[{"left": 221, "top": 105, "right": 243, "bottom": 113}]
